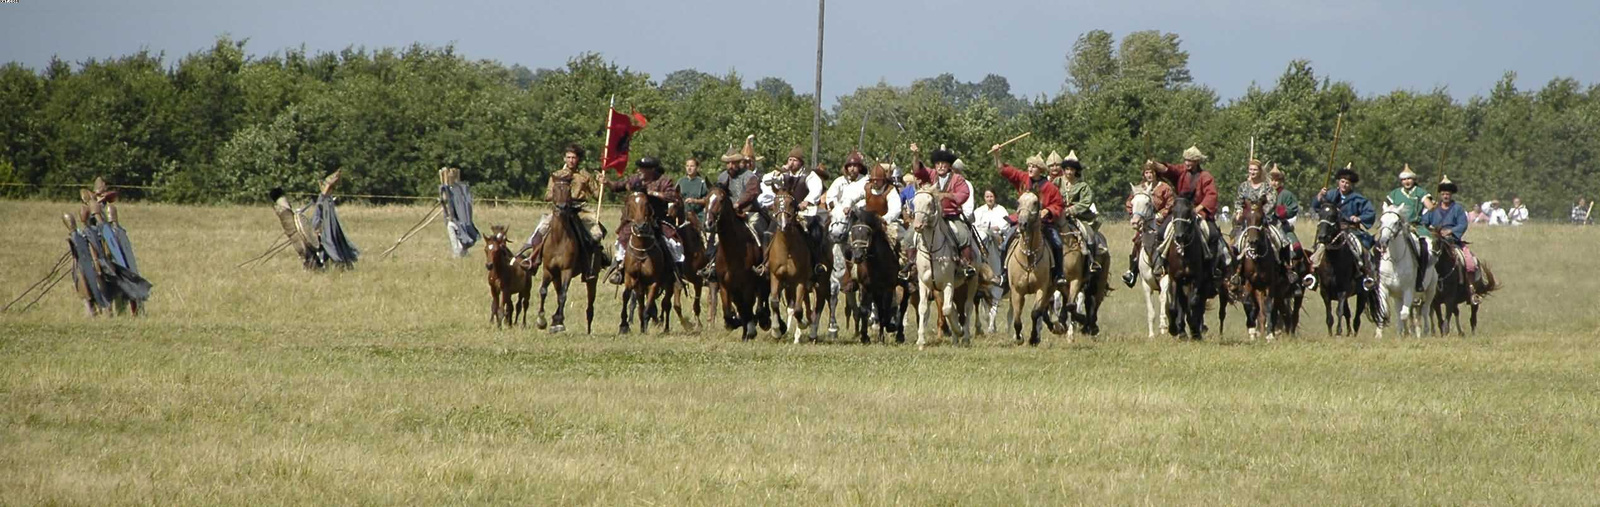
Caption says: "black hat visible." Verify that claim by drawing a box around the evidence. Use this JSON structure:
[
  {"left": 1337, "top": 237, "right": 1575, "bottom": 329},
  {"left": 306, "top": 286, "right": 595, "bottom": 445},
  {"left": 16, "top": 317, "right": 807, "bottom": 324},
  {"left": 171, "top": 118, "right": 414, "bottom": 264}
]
[
  {"left": 930, "top": 147, "right": 958, "bottom": 165},
  {"left": 1335, "top": 164, "right": 1360, "bottom": 184},
  {"left": 637, "top": 156, "right": 661, "bottom": 170}
]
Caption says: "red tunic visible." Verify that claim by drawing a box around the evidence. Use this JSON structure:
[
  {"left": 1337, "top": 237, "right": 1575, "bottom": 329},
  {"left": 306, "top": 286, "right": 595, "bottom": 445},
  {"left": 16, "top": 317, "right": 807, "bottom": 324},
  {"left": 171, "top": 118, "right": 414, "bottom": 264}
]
[
  {"left": 1124, "top": 181, "right": 1176, "bottom": 217},
  {"left": 1156, "top": 163, "right": 1219, "bottom": 219},
  {"left": 999, "top": 165, "right": 1064, "bottom": 223},
  {"left": 910, "top": 165, "right": 970, "bottom": 218}
]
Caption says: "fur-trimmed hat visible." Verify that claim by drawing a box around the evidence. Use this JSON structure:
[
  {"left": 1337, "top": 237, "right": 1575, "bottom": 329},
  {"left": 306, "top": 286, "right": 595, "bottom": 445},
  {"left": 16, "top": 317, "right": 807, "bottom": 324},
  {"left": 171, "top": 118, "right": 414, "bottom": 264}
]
[
  {"left": 1062, "top": 150, "right": 1083, "bottom": 171},
  {"left": 787, "top": 146, "right": 805, "bottom": 164},
  {"left": 844, "top": 150, "right": 866, "bottom": 169},
  {"left": 930, "top": 146, "right": 957, "bottom": 165},
  {"left": 1046, "top": 151, "right": 1064, "bottom": 167},
  {"left": 1026, "top": 152, "right": 1047, "bottom": 168},
  {"left": 1182, "top": 146, "right": 1207, "bottom": 162},
  {"left": 1438, "top": 174, "right": 1458, "bottom": 194},
  {"left": 1268, "top": 163, "right": 1285, "bottom": 181},
  {"left": 1398, "top": 164, "right": 1417, "bottom": 180},
  {"left": 1334, "top": 162, "right": 1359, "bottom": 184}
]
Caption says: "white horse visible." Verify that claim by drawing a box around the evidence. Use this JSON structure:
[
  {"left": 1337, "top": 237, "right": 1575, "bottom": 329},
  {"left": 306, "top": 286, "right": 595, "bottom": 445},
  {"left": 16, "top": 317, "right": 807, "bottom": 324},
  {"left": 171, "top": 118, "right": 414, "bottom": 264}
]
[
  {"left": 1127, "top": 186, "right": 1170, "bottom": 338},
  {"left": 976, "top": 222, "right": 1006, "bottom": 334},
  {"left": 1374, "top": 204, "right": 1436, "bottom": 338},
  {"left": 910, "top": 190, "right": 980, "bottom": 349}
]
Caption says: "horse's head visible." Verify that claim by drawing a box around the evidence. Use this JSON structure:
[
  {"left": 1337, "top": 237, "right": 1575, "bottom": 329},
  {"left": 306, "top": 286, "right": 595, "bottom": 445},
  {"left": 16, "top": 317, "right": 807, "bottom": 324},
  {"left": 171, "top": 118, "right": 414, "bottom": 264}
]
[
  {"left": 705, "top": 185, "right": 730, "bottom": 226},
  {"left": 1167, "top": 197, "right": 1196, "bottom": 248},
  {"left": 828, "top": 194, "right": 855, "bottom": 241},
  {"left": 1014, "top": 191, "right": 1040, "bottom": 230},
  {"left": 771, "top": 182, "right": 797, "bottom": 232},
  {"left": 1128, "top": 183, "right": 1154, "bottom": 224},
  {"left": 1376, "top": 203, "right": 1406, "bottom": 247},
  {"left": 484, "top": 225, "right": 510, "bottom": 270},
  {"left": 847, "top": 206, "right": 878, "bottom": 260},
  {"left": 910, "top": 188, "right": 937, "bottom": 233},
  {"left": 1315, "top": 200, "right": 1341, "bottom": 245}
]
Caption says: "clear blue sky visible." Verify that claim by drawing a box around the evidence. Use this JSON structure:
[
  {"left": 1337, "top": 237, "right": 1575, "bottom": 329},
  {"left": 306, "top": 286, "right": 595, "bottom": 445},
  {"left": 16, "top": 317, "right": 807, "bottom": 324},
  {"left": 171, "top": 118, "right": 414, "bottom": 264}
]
[{"left": 3, "top": 0, "right": 1597, "bottom": 103}]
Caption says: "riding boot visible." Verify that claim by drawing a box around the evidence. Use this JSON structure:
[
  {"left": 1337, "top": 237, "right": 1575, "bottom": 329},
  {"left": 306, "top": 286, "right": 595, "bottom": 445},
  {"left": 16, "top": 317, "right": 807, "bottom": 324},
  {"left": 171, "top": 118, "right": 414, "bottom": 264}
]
[
  {"left": 1413, "top": 257, "right": 1428, "bottom": 293},
  {"left": 960, "top": 246, "right": 977, "bottom": 277},
  {"left": 1122, "top": 250, "right": 1139, "bottom": 288},
  {"left": 698, "top": 239, "right": 719, "bottom": 279}
]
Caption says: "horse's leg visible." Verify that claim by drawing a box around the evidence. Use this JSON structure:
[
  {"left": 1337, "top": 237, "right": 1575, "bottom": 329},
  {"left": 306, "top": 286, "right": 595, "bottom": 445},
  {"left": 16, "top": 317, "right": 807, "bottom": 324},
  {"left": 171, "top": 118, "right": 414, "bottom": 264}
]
[
  {"left": 1470, "top": 302, "right": 1479, "bottom": 335},
  {"left": 1324, "top": 293, "right": 1336, "bottom": 336},
  {"left": 618, "top": 288, "right": 632, "bottom": 335},
  {"left": 916, "top": 282, "right": 933, "bottom": 350},
  {"left": 662, "top": 281, "right": 674, "bottom": 335},
  {"left": 1011, "top": 293, "right": 1026, "bottom": 345},
  {"left": 536, "top": 272, "right": 552, "bottom": 330},
  {"left": 584, "top": 276, "right": 597, "bottom": 335}
]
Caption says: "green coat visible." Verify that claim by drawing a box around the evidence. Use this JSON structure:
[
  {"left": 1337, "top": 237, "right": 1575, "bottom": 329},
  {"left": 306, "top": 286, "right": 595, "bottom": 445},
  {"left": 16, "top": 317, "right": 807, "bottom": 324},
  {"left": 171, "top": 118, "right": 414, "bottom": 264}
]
[
  {"left": 678, "top": 175, "right": 709, "bottom": 221},
  {"left": 1274, "top": 187, "right": 1301, "bottom": 245},
  {"left": 1386, "top": 186, "right": 1432, "bottom": 225},
  {"left": 1055, "top": 178, "right": 1099, "bottom": 227}
]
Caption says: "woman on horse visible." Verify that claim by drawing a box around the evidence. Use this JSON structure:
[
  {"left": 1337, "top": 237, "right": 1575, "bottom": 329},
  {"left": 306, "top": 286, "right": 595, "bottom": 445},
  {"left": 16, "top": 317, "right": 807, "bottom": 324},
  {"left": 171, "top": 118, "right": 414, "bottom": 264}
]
[
  {"left": 601, "top": 156, "right": 684, "bottom": 285},
  {"left": 1313, "top": 164, "right": 1377, "bottom": 286},
  {"left": 1387, "top": 164, "right": 1433, "bottom": 226},
  {"left": 1231, "top": 159, "right": 1274, "bottom": 244},
  {"left": 1122, "top": 160, "right": 1176, "bottom": 287},
  {"left": 1053, "top": 150, "right": 1106, "bottom": 268},
  {"left": 990, "top": 148, "right": 1067, "bottom": 286}
]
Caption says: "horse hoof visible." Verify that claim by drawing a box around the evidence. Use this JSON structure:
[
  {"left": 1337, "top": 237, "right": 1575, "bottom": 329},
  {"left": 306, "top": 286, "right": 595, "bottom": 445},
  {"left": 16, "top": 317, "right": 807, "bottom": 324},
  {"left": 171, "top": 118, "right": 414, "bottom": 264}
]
[
  {"left": 535, "top": 317, "right": 548, "bottom": 330},
  {"left": 551, "top": 324, "right": 565, "bottom": 333}
]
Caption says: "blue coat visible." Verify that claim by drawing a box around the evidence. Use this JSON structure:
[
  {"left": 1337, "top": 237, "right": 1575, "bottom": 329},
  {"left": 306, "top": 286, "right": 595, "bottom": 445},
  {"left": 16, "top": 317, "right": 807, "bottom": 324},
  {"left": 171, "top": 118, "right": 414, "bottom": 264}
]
[
  {"left": 900, "top": 184, "right": 917, "bottom": 212},
  {"left": 1420, "top": 202, "right": 1469, "bottom": 244},
  {"left": 1320, "top": 189, "right": 1375, "bottom": 247}
]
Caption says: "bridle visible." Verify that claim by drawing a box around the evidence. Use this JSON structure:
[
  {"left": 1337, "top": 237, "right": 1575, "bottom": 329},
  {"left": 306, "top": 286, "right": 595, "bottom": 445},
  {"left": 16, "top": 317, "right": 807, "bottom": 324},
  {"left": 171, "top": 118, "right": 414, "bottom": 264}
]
[
  {"left": 912, "top": 191, "right": 955, "bottom": 261},
  {"left": 627, "top": 193, "right": 659, "bottom": 254}
]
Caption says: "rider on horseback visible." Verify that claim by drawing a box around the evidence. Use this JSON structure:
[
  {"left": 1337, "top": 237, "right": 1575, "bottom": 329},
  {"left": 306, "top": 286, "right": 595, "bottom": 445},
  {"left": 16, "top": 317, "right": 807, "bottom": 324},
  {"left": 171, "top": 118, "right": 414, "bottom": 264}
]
[
  {"left": 756, "top": 146, "right": 828, "bottom": 276},
  {"left": 1154, "top": 146, "right": 1230, "bottom": 280},
  {"left": 602, "top": 156, "right": 686, "bottom": 285},
  {"left": 1419, "top": 175, "right": 1488, "bottom": 298},
  {"left": 1053, "top": 150, "right": 1107, "bottom": 273},
  {"left": 1231, "top": 159, "right": 1274, "bottom": 245},
  {"left": 1313, "top": 164, "right": 1378, "bottom": 288},
  {"left": 697, "top": 138, "right": 764, "bottom": 280},
  {"left": 908, "top": 143, "right": 979, "bottom": 277},
  {"left": 992, "top": 147, "right": 1068, "bottom": 287},
  {"left": 1268, "top": 164, "right": 1306, "bottom": 262},
  {"left": 1122, "top": 160, "right": 1176, "bottom": 287},
  {"left": 1387, "top": 164, "right": 1433, "bottom": 291},
  {"left": 522, "top": 143, "right": 608, "bottom": 279}
]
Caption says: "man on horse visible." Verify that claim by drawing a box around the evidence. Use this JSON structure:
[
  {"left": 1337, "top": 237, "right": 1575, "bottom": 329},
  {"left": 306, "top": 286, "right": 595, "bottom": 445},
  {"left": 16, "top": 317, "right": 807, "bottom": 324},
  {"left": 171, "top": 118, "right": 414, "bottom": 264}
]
[
  {"left": 906, "top": 143, "right": 979, "bottom": 277},
  {"left": 698, "top": 138, "right": 765, "bottom": 279},
  {"left": 602, "top": 156, "right": 686, "bottom": 284},
  {"left": 1387, "top": 164, "right": 1433, "bottom": 226},
  {"left": 823, "top": 150, "right": 870, "bottom": 213},
  {"left": 1313, "top": 164, "right": 1378, "bottom": 286},
  {"left": 1154, "top": 146, "right": 1229, "bottom": 279},
  {"left": 756, "top": 145, "right": 828, "bottom": 276},
  {"left": 1122, "top": 160, "right": 1176, "bottom": 287},
  {"left": 1420, "top": 175, "right": 1487, "bottom": 296},
  {"left": 1053, "top": 150, "right": 1107, "bottom": 272},
  {"left": 522, "top": 143, "right": 607, "bottom": 278},
  {"left": 992, "top": 148, "right": 1068, "bottom": 286}
]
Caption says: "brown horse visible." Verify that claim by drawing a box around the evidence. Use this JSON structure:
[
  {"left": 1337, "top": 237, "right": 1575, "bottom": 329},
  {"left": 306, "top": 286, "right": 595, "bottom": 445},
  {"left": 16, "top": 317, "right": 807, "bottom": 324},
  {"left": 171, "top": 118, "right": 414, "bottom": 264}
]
[
  {"left": 484, "top": 226, "right": 533, "bottom": 328},
  {"left": 1235, "top": 197, "right": 1289, "bottom": 341},
  {"left": 845, "top": 206, "right": 900, "bottom": 344},
  {"left": 1056, "top": 222, "right": 1109, "bottom": 339},
  {"left": 705, "top": 185, "right": 771, "bottom": 340},
  {"left": 533, "top": 203, "right": 598, "bottom": 334},
  {"left": 1427, "top": 230, "right": 1499, "bottom": 335},
  {"left": 618, "top": 191, "right": 675, "bottom": 335},
  {"left": 1005, "top": 192, "right": 1061, "bottom": 346},
  {"left": 767, "top": 177, "right": 819, "bottom": 343},
  {"left": 666, "top": 201, "right": 710, "bottom": 330}
]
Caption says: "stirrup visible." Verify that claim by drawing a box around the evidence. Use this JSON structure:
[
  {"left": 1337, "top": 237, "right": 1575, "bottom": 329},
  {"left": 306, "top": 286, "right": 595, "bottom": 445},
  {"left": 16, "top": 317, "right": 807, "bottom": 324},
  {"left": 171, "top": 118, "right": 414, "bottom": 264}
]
[
  {"left": 754, "top": 264, "right": 768, "bottom": 276},
  {"left": 606, "top": 267, "right": 624, "bottom": 285}
]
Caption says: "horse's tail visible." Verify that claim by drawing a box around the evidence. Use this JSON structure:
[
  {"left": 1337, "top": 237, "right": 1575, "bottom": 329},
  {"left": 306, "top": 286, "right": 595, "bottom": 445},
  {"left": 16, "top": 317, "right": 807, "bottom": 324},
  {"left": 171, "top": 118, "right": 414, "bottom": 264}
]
[{"left": 1476, "top": 262, "right": 1500, "bottom": 296}]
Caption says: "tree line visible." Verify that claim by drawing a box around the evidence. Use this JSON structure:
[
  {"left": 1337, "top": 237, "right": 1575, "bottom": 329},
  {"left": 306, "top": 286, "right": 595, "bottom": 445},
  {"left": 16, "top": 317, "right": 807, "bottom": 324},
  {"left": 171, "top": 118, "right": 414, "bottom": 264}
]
[{"left": 1, "top": 32, "right": 1596, "bottom": 218}]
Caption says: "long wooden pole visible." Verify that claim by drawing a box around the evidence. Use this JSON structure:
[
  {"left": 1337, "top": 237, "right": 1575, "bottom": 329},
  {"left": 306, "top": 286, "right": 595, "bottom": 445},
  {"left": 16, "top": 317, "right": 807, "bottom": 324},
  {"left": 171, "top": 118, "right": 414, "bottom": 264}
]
[
  {"left": 1321, "top": 113, "right": 1345, "bottom": 189},
  {"left": 599, "top": 95, "right": 614, "bottom": 224},
  {"left": 810, "top": 0, "right": 825, "bottom": 171},
  {"left": 987, "top": 132, "right": 1032, "bottom": 154}
]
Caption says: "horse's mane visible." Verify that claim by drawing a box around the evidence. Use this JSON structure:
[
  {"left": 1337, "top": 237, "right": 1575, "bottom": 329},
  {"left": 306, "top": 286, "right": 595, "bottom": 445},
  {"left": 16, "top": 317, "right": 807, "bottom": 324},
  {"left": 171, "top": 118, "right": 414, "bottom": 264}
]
[{"left": 850, "top": 205, "right": 885, "bottom": 231}]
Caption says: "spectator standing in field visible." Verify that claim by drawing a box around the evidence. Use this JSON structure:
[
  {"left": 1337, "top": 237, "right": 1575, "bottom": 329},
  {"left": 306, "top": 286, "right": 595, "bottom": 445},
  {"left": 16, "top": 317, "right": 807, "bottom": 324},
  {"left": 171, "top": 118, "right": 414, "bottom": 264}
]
[
  {"left": 1507, "top": 197, "right": 1529, "bottom": 226},
  {"left": 1573, "top": 198, "right": 1591, "bottom": 225},
  {"left": 1487, "top": 201, "right": 1509, "bottom": 225}
]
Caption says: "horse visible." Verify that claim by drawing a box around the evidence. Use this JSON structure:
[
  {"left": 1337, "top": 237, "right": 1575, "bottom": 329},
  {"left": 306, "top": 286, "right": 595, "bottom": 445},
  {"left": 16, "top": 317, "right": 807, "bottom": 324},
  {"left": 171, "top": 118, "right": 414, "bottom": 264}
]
[
  {"left": 532, "top": 203, "right": 598, "bottom": 334},
  {"left": 1160, "top": 197, "right": 1217, "bottom": 339},
  {"left": 1427, "top": 229, "right": 1499, "bottom": 335},
  {"left": 826, "top": 199, "right": 860, "bottom": 340},
  {"left": 1235, "top": 196, "right": 1289, "bottom": 341},
  {"left": 844, "top": 206, "right": 902, "bottom": 344},
  {"left": 483, "top": 226, "right": 533, "bottom": 329},
  {"left": 1056, "top": 220, "right": 1109, "bottom": 339},
  {"left": 976, "top": 224, "right": 1006, "bottom": 335},
  {"left": 910, "top": 190, "right": 981, "bottom": 349},
  {"left": 1004, "top": 192, "right": 1062, "bottom": 346},
  {"left": 767, "top": 177, "right": 821, "bottom": 343},
  {"left": 617, "top": 191, "right": 675, "bottom": 335},
  {"left": 666, "top": 201, "right": 710, "bottom": 331},
  {"left": 704, "top": 185, "right": 770, "bottom": 340},
  {"left": 1127, "top": 186, "right": 1170, "bottom": 338},
  {"left": 1312, "top": 200, "right": 1374, "bottom": 336},
  {"left": 1374, "top": 204, "right": 1435, "bottom": 338}
]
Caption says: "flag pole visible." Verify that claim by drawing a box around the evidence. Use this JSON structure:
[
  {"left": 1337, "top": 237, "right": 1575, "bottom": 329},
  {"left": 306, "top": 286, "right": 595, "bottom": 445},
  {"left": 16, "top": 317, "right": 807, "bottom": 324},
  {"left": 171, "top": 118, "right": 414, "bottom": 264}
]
[{"left": 599, "top": 95, "right": 614, "bottom": 224}]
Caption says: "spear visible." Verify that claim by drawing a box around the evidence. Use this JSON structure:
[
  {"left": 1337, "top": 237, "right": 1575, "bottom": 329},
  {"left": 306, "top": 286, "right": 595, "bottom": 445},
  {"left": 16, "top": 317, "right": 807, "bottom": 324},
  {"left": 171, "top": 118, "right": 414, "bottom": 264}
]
[
  {"left": 987, "top": 132, "right": 1032, "bottom": 154},
  {"left": 1321, "top": 112, "right": 1345, "bottom": 189}
]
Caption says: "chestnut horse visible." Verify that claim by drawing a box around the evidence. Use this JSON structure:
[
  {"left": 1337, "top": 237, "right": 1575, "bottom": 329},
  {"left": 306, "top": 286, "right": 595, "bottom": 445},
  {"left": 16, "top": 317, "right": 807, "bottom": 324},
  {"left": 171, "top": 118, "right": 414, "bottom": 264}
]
[
  {"left": 1235, "top": 196, "right": 1288, "bottom": 341},
  {"left": 484, "top": 226, "right": 533, "bottom": 328},
  {"left": 534, "top": 203, "right": 598, "bottom": 334},
  {"left": 767, "top": 176, "right": 819, "bottom": 343},
  {"left": 618, "top": 191, "right": 675, "bottom": 335},
  {"left": 705, "top": 185, "right": 771, "bottom": 340}
]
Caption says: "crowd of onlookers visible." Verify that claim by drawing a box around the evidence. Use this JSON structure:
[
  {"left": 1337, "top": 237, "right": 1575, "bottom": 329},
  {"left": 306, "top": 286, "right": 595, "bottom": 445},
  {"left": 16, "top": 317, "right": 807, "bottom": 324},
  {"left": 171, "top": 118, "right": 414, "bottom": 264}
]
[{"left": 1449, "top": 196, "right": 1596, "bottom": 226}]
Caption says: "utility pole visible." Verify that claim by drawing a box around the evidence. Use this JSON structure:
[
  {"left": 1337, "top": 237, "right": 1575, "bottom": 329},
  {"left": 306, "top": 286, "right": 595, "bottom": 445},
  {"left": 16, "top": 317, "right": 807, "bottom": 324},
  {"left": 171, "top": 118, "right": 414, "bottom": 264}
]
[{"left": 811, "top": 0, "right": 825, "bottom": 170}]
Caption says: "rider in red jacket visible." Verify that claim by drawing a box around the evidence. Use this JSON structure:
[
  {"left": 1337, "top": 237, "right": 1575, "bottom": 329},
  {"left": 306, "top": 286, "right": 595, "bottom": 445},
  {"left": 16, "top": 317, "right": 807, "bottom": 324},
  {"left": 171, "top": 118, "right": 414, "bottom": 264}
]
[{"left": 991, "top": 147, "right": 1068, "bottom": 286}]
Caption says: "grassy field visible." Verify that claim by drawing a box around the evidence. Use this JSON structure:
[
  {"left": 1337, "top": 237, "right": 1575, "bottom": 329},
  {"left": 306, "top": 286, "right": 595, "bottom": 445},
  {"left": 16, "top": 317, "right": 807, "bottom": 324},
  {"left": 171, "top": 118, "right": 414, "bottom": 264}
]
[{"left": 2, "top": 199, "right": 1598, "bottom": 504}]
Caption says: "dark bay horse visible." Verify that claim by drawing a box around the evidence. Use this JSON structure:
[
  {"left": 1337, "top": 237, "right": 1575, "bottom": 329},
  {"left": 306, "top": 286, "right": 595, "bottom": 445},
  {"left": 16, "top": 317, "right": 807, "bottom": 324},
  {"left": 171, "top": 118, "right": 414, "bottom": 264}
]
[
  {"left": 845, "top": 206, "right": 900, "bottom": 344},
  {"left": 667, "top": 201, "right": 710, "bottom": 330},
  {"left": 618, "top": 191, "right": 675, "bottom": 335},
  {"left": 1313, "top": 201, "right": 1375, "bottom": 336},
  {"left": 534, "top": 203, "right": 597, "bottom": 334},
  {"left": 705, "top": 185, "right": 771, "bottom": 340},
  {"left": 1236, "top": 197, "right": 1289, "bottom": 341},
  {"left": 1161, "top": 197, "right": 1217, "bottom": 339},
  {"left": 768, "top": 177, "right": 819, "bottom": 343},
  {"left": 484, "top": 226, "right": 533, "bottom": 329},
  {"left": 1427, "top": 230, "right": 1499, "bottom": 335}
]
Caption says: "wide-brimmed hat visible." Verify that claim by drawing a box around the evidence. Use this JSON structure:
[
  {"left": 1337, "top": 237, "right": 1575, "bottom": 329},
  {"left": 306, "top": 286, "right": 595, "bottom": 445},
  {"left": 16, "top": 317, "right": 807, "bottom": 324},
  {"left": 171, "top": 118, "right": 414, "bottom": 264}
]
[{"left": 1183, "top": 146, "right": 1207, "bottom": 162}]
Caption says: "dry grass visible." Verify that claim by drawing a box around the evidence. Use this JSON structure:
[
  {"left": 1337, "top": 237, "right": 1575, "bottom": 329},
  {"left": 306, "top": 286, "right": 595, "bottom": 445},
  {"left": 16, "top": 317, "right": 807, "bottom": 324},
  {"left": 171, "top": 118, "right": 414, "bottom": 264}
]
[{"left": 2, "top": 199, "right": 1598, "bottom": 504}]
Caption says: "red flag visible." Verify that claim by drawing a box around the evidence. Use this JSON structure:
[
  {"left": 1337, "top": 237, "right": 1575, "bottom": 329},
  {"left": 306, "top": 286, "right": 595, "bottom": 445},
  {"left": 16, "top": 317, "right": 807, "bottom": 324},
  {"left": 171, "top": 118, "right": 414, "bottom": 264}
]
[{"left": 602, "top": 108, "right": 648, "bottom": 174}]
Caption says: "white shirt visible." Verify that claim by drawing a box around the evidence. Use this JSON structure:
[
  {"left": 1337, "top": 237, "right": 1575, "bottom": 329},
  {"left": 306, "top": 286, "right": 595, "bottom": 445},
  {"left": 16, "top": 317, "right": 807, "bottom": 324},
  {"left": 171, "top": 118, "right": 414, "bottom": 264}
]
[
  {"left": 758, "top": 169, "right": 825, "bottom": 218},
  {"left": 973, "top": 203, "right": 1009, "bottom": 239},
  {"left": 1488, "top": 208, "right": 1509, "bottom": 225},
  {"left": 1508, "top": 205, "right": 1528, "bottom": 225},
  {"left": 824, "top": 175, "right": 864, "bottom": 209}
]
